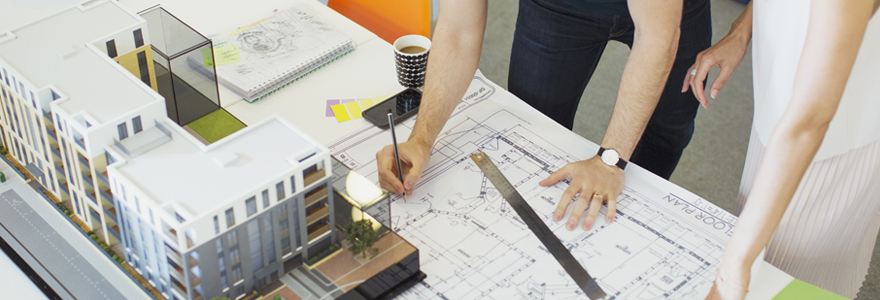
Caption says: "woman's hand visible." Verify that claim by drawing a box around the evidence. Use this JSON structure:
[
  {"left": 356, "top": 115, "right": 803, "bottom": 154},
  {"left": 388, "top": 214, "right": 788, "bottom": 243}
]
[
  {"left": 682, "top": 0, "right": 752, "bottom": 108},
  {"left": 704, "top": 261, "right": 751, "bottom": 300}
]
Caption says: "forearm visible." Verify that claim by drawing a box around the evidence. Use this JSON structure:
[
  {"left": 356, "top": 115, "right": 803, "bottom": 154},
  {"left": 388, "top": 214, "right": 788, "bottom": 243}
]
[
  {"left": 720, "top": 0, "right": 875, "bottom": 271},
  {"left": 409, "top": 2, "right": 486, "bottom": 149},
  {"left": 602, "top": 28, "right": 680, "bottom": 158},
  {"left": 723, "top": 124, "right": 825, "bottom": 268}
]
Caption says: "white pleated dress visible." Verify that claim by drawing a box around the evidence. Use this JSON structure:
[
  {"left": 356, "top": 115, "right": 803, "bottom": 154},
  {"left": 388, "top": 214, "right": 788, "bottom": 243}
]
[{"left": 737, "top": 1, "right": 880, "bottom": 298}]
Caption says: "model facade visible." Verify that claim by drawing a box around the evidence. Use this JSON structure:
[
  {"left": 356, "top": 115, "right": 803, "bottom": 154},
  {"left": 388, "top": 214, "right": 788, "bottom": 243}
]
[{"left": 0, "top": 1, "right": 336, "bottom": 300}]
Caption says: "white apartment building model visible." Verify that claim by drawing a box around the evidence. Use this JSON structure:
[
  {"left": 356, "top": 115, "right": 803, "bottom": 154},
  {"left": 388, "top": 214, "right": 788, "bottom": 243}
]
[{"left": 0, "top": 1, "right": 338, "bottom": 300}]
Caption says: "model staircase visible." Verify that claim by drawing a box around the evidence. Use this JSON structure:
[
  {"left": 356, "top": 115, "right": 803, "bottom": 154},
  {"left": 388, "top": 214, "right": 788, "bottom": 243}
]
[{"left": 280, "top": 266, "right": 344, "bottom": 299}]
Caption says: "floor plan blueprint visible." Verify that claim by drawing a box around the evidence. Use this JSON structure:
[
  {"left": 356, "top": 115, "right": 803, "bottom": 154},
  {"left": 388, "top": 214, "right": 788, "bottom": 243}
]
[{"left": 328, "top": 72, "right": 736, "bottom": 299}]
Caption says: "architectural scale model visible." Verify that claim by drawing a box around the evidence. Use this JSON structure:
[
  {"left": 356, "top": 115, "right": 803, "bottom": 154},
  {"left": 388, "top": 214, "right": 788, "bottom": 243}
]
[{"left": 0, "top": 1, "right": 422, "bottom": 300}]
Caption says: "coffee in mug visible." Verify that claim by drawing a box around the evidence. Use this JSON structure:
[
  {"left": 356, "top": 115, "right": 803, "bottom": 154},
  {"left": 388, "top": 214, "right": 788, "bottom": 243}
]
[
  {"left": 393, "top": 35, "right": 432, "bottom": 88},
  {"left": 399, "top": 46, "right": 427, "bottom": 54}
]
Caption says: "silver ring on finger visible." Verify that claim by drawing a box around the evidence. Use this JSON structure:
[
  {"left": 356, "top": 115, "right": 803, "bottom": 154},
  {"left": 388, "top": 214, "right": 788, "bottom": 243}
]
[{"left": 690, "top": 69, "right": 697, "bottom": 76}]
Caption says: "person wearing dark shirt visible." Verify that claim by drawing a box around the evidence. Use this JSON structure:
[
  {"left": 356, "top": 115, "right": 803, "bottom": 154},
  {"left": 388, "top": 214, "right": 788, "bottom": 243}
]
[{"left": 376, "top": 0, "right": 711, "bottom": 232}]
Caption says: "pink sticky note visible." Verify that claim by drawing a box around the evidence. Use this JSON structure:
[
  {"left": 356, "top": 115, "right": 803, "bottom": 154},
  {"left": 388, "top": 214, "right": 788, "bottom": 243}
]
[{"left": 325, "top": 99, "right": 340, "bottom": 117}]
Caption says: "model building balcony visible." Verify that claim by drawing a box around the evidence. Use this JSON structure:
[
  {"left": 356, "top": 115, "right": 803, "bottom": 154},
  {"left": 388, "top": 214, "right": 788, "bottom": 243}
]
[
  {"left": 77, "top": 154, "right": 90, "bottom": 169},
  {"left": 81, "top": 172, "right": 95, "bottom": 191},
  {"left": 103, "top": 206, "right": 118, "bottom": 222},
  {"left": 99, "top": 188, "right": 114, "bottom": 204},
  {"left": 303, "top": 165, "right": 324, "bottom": 187},
  {"left": 304, "top": 186, "right": 328, "bottom": 208},
  {"left": 305, "top": 204, "right": 329, "bottom": 226},
  {"left": 171, "top": 277, "right": 188, "bottom": 300},
  {"left": 96, "top": 170, "right": 109, "bottom": 187},
  {"left": 168, "top": 258, "right": 184, "bottom": 275},
  {"left": 50, "top": 146, "right": 62, "bottom": 160},
  {"left": 108, "top": 224, "right": 121, "bottom": 241},
  {"left": 307, "top": 219, "right": 330, "bottom": 242},
  {"left": 192, "top": 289, "right": 203, "bottom": 300},
  {"left": 85, "top": 191, "right": 99, "bottom": 206},
  {"left": 166, "top": 244, "right": 183, "bottom": 266},
  {"left": 189, "top": 271, "right": 202, "bottom": 287},
  {"left": 46, "top": 126, "right": 57, "bottom": 141}
]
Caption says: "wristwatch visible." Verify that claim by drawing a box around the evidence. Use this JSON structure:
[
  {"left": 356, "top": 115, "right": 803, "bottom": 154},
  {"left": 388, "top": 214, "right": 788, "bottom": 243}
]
[{"left": 598, "top": 147, "right": 627, "bottom": 170}]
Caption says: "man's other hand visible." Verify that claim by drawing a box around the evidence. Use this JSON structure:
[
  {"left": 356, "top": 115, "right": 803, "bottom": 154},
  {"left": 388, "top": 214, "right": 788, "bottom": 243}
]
[{"left": 540, "top": 156, "right": 625, "bottom": 231}]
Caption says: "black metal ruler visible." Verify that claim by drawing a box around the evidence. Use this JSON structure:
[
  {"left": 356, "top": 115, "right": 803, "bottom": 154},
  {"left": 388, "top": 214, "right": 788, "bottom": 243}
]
[{"left": 470, "top": 152, "right": 606, "bottom": 300}]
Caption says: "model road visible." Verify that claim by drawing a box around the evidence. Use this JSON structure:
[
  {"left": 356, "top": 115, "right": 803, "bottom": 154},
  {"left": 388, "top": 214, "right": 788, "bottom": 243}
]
[{"left": 0, "top": 160, "right": 151, "bottom": 300}]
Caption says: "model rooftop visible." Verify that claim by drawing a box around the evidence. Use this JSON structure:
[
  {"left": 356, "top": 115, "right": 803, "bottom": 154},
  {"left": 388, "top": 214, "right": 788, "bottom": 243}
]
[
  {"left": 112, "top": 117, "right": 325, "bottom": 216},
  {"left": 0, "top": 1, "right": 161, "bottom": 124}
]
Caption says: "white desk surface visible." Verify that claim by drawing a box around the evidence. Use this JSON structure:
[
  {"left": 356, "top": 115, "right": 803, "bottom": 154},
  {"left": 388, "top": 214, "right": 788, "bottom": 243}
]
[
  {"left": 0, "top": 249, "right": 48, "bottom": 300},
  {"left": 4, "top": 0, "right": 794, "bottom": 298}
]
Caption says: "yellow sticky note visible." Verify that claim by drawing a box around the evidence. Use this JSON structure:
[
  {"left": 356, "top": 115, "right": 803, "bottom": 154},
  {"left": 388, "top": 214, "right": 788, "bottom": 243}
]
[
  {"left": 204, "top": 45, "right": 241, "bottom": 67},
  {"left": 359, "top": 98, "right": 376, "bottom": 110},
  {"left": 345, "top": 101, "right": 364, "bottom": 120},
  {"left": 331, "top": 104, "right": 351, "bottom": 122}
]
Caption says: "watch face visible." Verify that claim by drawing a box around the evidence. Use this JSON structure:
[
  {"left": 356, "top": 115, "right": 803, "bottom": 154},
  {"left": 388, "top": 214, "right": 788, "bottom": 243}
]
[{"left": 601, "top": 149, "right": 619, "bottom": 166}]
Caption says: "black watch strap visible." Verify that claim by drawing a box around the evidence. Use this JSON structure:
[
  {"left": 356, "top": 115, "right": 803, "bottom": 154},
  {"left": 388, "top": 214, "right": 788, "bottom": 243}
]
[{"left": 598, "top": 147, "right": 627, "bottom": 170}]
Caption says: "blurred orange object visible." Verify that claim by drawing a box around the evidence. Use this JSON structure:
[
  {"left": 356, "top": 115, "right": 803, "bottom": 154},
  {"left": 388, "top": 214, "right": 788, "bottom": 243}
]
[{"left": 328, "top": 0, "right": 431, "bottom": 44}]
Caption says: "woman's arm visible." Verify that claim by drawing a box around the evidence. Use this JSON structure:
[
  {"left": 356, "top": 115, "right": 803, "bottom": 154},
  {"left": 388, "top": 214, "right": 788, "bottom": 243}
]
[{"left": 706, "top": 0, "right": 876, "bottom": 299}]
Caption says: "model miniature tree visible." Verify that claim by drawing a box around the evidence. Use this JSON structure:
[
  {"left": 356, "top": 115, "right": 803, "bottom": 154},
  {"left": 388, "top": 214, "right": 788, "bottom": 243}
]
[{"left": 344, "top": 219, "right": 379, "bottom": 259}]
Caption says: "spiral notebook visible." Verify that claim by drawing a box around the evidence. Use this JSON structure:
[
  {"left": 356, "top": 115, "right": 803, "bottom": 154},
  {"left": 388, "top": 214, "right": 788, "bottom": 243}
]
[{"left": 201, "top": 5, "right": 356, "bottom": 102}]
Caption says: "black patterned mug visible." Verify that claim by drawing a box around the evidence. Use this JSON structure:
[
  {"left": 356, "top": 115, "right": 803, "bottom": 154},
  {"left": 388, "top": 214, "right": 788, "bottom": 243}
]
[{"left": 393, "top": 35, "right": 431, "bottom": 88}]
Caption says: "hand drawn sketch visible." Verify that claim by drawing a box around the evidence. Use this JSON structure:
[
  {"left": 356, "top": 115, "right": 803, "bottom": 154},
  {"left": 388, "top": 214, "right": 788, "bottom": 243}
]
[
  {"left": 206, "top": 3, "right": 355, "bottom": 101},
  {"left": 231, "top": 8, "right": 332, "bottom": 60},
  {"left": 328, "top": 72, "right": 736, "bottom": 299}
]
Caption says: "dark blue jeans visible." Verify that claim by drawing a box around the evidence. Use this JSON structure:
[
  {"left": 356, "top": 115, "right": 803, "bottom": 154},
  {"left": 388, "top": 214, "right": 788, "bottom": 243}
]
[{"left": 508, "top": 0, "right": 712, "bottom": 179}]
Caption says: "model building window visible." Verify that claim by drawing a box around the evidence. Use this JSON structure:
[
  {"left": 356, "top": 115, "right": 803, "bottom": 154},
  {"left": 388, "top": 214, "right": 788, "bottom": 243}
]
[
  {"left": 136, "top": 51, "right": 150, "bottom": 87},
  {"left": 290, "top": 175, "right": 297, "bottom": 194},
  {"left": 276, "top": 182, "right": 284, "bottom": 201},
  {"left": 133, "top": 29, "right": 144, "bottom": 48},
  {"left": 232, "top": 264, "right": 242, "bottom": 282},
  {"left": 248, "top": 222, "right": 263, "bottom": 269},
  {"left": 245, "top": 196, "right": 257, "bottom": 217},
  {"left": 225, "top": 208, "right": 235, "bottom": 228},
  {"left": 117, "top": 122, "right": 128, "bottom": 140},
  {"left": 230, "top": 246, "right": 241, "bottom": 265},
  {"left": 220, "top": 273, "right": 228, "bottom": 290},
  {"left": 106, "top": 39, "right": 117, "bottom": 58},
  {"left": 213, "top": 216, "right": 220, "bottom": 234},
  {"left": 227, "top": 230, "right": 238, "bottom": 247},
  {"left": 132, "top": 116, "right": 142, "bottom": 133},
  {"left": 262, "top": 190, "right": 269, "bottom": 208}
]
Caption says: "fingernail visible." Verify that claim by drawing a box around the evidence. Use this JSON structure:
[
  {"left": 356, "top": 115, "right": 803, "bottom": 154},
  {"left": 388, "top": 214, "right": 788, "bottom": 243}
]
[
  {"left": 405, "top": 182, "right": 413, "bottom": 189},
  {"left": 584, "top": 220, "right": 593, "bottom": 231},
  {"left": 710, "top": 89, "right": 718, "bottom": 99},
  {"left": 553, "top": 212, "right": 561, "bottom": 221},
  {"left": 567, "top": 221, "right": 575, "bottom": 230},
  {"left": 607, "top": 216, "right": 614, "bottom": 223}
]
